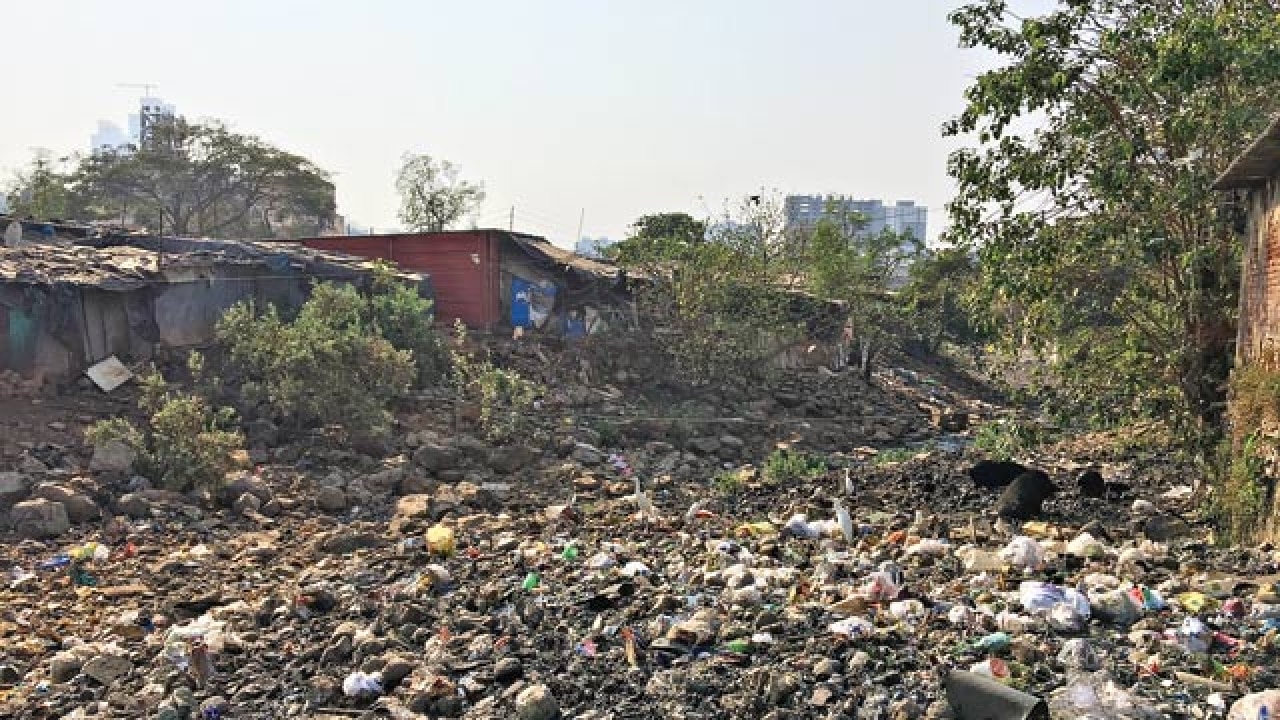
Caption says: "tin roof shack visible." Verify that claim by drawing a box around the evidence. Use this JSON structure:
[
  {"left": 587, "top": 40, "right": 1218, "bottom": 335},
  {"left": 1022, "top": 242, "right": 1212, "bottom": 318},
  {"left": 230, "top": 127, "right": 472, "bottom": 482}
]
[
  {"left": 0, "top": 235, "right": 431, "bottom": 383},
  {"left": 297, "top": 230, "right": 634, "bottom": 336}
]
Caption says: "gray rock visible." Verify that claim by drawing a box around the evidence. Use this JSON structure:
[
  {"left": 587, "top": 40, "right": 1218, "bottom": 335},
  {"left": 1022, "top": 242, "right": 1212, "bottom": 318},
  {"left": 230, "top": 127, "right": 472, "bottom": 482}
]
[
  {"left": 688, "top": 436, "right": 721, "bottom": 454},
  {"left": 233, "top": 491, "right": 263, "bottom": 516},
  {"left": 82, "top": 653, "right": 131, "bottom": 686},
  {"left": 488, "top": 445, "right": 536, "bottom": 474},
  {"left": 10, "top": 498, "right": 70, "bottom": 538},
  {"left": 515, "top": 683, "right": 559, "bottom": 720},
  {"left": 50, "top": 651, "right": 83, "bottom": 683},
  {"left": 224, "top": 472, "right": 273, "bottom": 504},
  {"left": 32, "top": 483, "right": 99, "bottom": 523},
  {"left": 571, "top": 443, "right": 603, "bottom": 466},
  {"left": 315, "top": 486, "right": 347, "bottom": 513},
  {"left": 414, "top": 443, "right": 460, "bottom": 472},
  {"left": 317, "top": 529, "right": 380, "bottom": 554},
  {"left": 89, "top": 440, "right": 135, "bottom": 475},
  {"left": 361, "top": 466, "right": 405, "bottom": 494},
  {"left": 1144, "top": 514, "right": 1191, "bottom": 542},
  {"left": 0, "top": 471, "right": 29, "bottom": 503},
  {"left": 494, "top": 657, "right": 523, "bottom": 684},
  {"left": 116, "top": 492, "right": 152, "bottom": 519}
]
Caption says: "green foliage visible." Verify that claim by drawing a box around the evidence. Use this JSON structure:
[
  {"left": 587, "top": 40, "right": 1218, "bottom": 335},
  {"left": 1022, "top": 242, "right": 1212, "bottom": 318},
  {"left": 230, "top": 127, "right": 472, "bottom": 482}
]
[
  {"left": 762, "top": 448, "right": 826, "bottom": 485},
  {"left": 614, "top": 195, "right": 810, "bottom": 386},
  {"left": 449, "top": 321, "right": 543, "bottom": 443},
  {"left": 973, "top": 418, "right": 1053, "bottom": 461},
  {"left": 368, "top": 262, "right": 450, "bottom": 384},
  {"left": 68, "top": 116, "right": 334, "bottom": 238},
  {"left": 1208, "top": 433, "right": 1269, "bottom": 544},
  {"left": 395, "top": 153, "right": 485, "bottom": 232},
  {"left": 87, "top": 365, "right": 243, "bottom": 493},
  {"left": 217, "top": 282, "right": 417, "bottom": 443},
  {"left": 5, "top": 152, "right": 71, "bottom": 219},
  {"left": 945, "top": 1, "right": 1280, "bottom": 440},
  {"left": 590, "top": 419, "right": 622, "bottom": 449},
  {"left": 899, "top": 247, "right": 986, "bottom": 352},
  {"left": 606, "top": 212, "right": 708, "bottom": 264},
  {"left": 714, "top": 469, "right": 746, "bottom": 496},
  {"left": 872, "top": 446, "right": 919, "bottom": 465}
]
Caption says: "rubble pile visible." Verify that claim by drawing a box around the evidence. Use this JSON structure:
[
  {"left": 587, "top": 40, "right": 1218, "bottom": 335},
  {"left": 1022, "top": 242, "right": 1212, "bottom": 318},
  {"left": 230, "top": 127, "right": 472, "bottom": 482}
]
[{"left": 0, "top": 356, "right": 1275, "bottom": 719}]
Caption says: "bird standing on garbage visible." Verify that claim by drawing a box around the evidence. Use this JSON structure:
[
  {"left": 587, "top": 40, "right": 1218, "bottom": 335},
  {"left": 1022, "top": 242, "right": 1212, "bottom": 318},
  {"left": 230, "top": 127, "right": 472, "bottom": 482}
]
[
  {"left": 834, "top": 498, "right": 854, "bottom": 543},
  {"left": 633, "top": 474, "right": 656, "bottom": 523}
]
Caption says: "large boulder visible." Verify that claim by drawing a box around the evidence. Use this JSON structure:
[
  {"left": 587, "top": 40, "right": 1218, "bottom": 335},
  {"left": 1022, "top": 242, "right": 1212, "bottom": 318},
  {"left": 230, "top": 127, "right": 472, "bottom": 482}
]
[
  {"left": 969, "top": 460, "right": 1027, "bottom": 489},
  {"left": 487, "top": 445, "right": 536, "bottom": 474},
  {"left": 0, "top": 472, "right": 29, "bottom": 504},
  {"left": 32, "top": 483, "right": 100, "bottom": 523},
  {"left": 10, "top": 498, "right": 71, "bottom": 538},
  {"left": 413, "top": 444, "right": 460, "bottom": 472},
  {"left": 89, "top": 440, "right": 136, "bottom": 475}
]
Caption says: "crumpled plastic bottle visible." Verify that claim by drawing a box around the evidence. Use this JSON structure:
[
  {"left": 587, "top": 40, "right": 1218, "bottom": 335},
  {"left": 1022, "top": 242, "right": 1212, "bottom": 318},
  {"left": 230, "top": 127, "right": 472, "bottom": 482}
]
[{"left": 1048, "top": 670, "right": 1164, "bottom": 719}]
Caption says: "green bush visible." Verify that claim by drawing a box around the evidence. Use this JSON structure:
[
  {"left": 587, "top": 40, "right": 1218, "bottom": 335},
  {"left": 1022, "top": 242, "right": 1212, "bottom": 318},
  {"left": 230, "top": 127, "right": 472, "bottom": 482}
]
[
  {"left": 87, "top": 365, "right": 243, "bottom": 493},
  {"left": 217, "top": 282, "right": 417, "bottom": 443},
  {"left": 449, "top": 321, "right": 542, "bottom": 443},
  {"left": 973, "top": 419, "right": 1052, "bottom": 461},
  {"left": 762, "top": 448, "right": 826, "bottom": 485},
  {"left": 714, "top": 469, "right": 746, "bottom": 496},
  {"left": 368, "top": 263, "right": 450, "bottom": 385}
]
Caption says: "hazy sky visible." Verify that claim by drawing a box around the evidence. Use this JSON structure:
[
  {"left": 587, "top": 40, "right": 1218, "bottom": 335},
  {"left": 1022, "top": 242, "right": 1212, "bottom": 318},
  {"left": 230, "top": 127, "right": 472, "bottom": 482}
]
[{"left": 1, "top": 1, "right": 1032, "bottom": 246}]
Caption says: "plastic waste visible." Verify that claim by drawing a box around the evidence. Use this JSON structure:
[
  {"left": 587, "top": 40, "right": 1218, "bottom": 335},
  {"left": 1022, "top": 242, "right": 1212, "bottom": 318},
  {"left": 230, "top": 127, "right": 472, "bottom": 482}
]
[
  {"left": 974, "top": 632, "right": 1011, "bottom": 652},
  {"left": 1000, "top": 536, "right": 1044, "bottom": 571},
  {"left": 1177, "top": 591, "right": 1214, "bottom": 614},
  {"left": 522, "top": 572, "right": 540, "bottom": 591},
  {"left": 1089, "top": 588, "right": 1141, "bottom": 626},
  {"left": 958, "top": 547, "right": 1003, "bottom": 572},
  {"left": 904, "top": 538, "right": 950, "bottom": 558},
  {"left": 620, "top": 561, "right": 651, "bottom": 578},
  {"left": 1065, "top": 532, "right": 1107, "bottom": 559},
  {"left": 1127, "top": 586, "right": 1165, "bottom": 612},
  {"left": 1048, "top": 603, "right": 1088, "bottom": 634},
  {"left": 944, "top": 670, "right": 1047, "bottom": 720},
  {"left": 586, "top": 552, "right": 616, "bottom": 570},
  {"left": 342, "top": 671, "right": 383, "bottom": 698},
  {"left": 862, "top": 570, "right": 900, "bottom": 602},
  {"left": 8, "top": 566, "right": 35, "bottom": 587},
  {"left": 1049, "top": 670, "right": 1163, "bottom": 719},
  {"left": 38, "top": 555, "right": 71, "bottom": 571},
  {"left": 69, "top": 542, "right": 110, "bottom": 563},
  {"left": 69, "top": 564, "right": 97, "bottom": 587},
  {"left": 1176, "top": 617, "right": 1211, "bottom": 654},
  {"left": 948, "top": 605, "right": 976, "bottom": 627},
  {"left": 734, "top": 521, "right": 777, "bottom": 538},
  {"left": 1057, "top": 638, "right": 1099, "bottom": 671},
  {"left": 784, "top": 514, "right": 822, "bottom": 539},
  {"left": 1019, "top": 581, "right": 1091, "bottom": 619},
  {"left": 829, "top": 616, "right": 874, "bottom": 638},
  {"left": 969, "top": 657, "right": 1010, "bottom": 679},
  {"left": 560, "top": 545, "right": 579, "bottom": 561},
  {"left": 889, "top": 599, "right": 925, "bottom": 620},
  {"left": 1228, "top": 690, "right": 1280, "bottom": 720},
  {"left": 426, "top": 525, "right": 455, "bottom": 557}
]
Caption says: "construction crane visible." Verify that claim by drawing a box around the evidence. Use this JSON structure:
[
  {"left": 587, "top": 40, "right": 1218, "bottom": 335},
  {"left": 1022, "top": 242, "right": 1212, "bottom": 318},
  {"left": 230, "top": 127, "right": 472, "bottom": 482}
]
[{"left": 116, "top": 82, "right": 159, "bottom": 98}]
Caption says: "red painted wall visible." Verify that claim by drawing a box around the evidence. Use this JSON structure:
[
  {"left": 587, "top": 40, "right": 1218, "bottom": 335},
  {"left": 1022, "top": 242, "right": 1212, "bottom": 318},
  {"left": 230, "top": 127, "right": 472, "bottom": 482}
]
[{"left": 299, "top": 231, "right": 502, "bottom": 329}]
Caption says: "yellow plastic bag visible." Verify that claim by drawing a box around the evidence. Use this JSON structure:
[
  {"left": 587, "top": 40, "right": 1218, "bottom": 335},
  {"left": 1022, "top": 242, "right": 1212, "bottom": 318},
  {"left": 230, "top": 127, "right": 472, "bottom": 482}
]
[{"left": 426, "top": 524, "right": 456, "bottom": 558}]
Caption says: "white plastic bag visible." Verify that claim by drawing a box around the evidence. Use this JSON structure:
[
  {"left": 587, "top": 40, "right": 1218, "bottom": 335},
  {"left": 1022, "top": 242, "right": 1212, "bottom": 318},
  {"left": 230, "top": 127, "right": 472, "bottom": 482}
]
[
  {"left": 1066, "top": 532, "right": 1107, "bottom": 559},
  {"left": 1228, "top": 690, "right": 1280, "bottom": 720},
  {"left": 1000, "top": 536, "right": 1044, "bottom": 571},
  {"left": 343, "top": 671, "right": 383, "bottom": 698}
]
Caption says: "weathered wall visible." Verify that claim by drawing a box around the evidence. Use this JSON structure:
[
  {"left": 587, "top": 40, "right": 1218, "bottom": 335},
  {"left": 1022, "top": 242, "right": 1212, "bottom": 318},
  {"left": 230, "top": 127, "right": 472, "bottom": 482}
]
[{"left": 1237, "top": 177, "right": 1280, "bottom": 366}]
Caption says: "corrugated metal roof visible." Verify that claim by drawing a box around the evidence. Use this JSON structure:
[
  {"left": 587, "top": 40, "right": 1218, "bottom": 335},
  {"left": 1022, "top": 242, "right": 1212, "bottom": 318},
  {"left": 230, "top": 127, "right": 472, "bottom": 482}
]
[{"left": 1215, "top": 115, "right": 1280, "bottom": 190}]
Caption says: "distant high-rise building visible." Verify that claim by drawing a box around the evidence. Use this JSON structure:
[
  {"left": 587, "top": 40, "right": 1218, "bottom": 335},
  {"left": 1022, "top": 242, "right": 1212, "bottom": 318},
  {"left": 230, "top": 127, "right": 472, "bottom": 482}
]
[
  {"left": 90, "top": 96, "right": 177, "bottom": 152},
  {"left": 785, "top": 195, "right": 927, "bottom": 243},
  {"left": 575, "top": 236, "right": 615, "bottom": 258}
]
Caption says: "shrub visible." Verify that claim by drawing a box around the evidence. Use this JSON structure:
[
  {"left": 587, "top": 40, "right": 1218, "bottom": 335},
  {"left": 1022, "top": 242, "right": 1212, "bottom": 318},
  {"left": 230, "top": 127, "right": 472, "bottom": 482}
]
[
  {"left": 217, "top": 282, "right": 416, "bottom": 443},
  {"left": 762, "top": 448, "right": 826, "bottom": 485},
  {"left": 972, "top": 418, "right": 1052, "bottom": 461},
  {"left": 87, "top": 365, "right": 243, "bottom": 493},
  {"left": 368, "top": 263, "right": 450, "bottom": 385},
  {"left": 449, "top": 321, "right": 542, "bottom": 443}
]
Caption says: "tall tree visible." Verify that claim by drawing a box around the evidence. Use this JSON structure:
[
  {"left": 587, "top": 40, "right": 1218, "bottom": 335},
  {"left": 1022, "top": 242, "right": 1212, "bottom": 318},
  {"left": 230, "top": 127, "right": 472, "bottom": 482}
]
[
  {"left": 945, "top": 0, "right": 1280, "bottom": 439},
  {"left": 395, "top": 153, "right": 485, "bottom": 232},
  {"left": 5, "top": 152, "right": 71, "bottom": 220},
  {"left": 66, "top": 117, "right": 335, "bottom": 238}
]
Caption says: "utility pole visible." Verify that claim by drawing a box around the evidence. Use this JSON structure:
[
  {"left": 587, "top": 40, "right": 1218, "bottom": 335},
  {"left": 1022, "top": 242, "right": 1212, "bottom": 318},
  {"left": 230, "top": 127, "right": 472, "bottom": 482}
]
[
  {"left": 509, "top": 206, "right": 515, "bottom": 232},
  {"left": 575, "top": 208, "right": 585, "bottom": 245}
]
